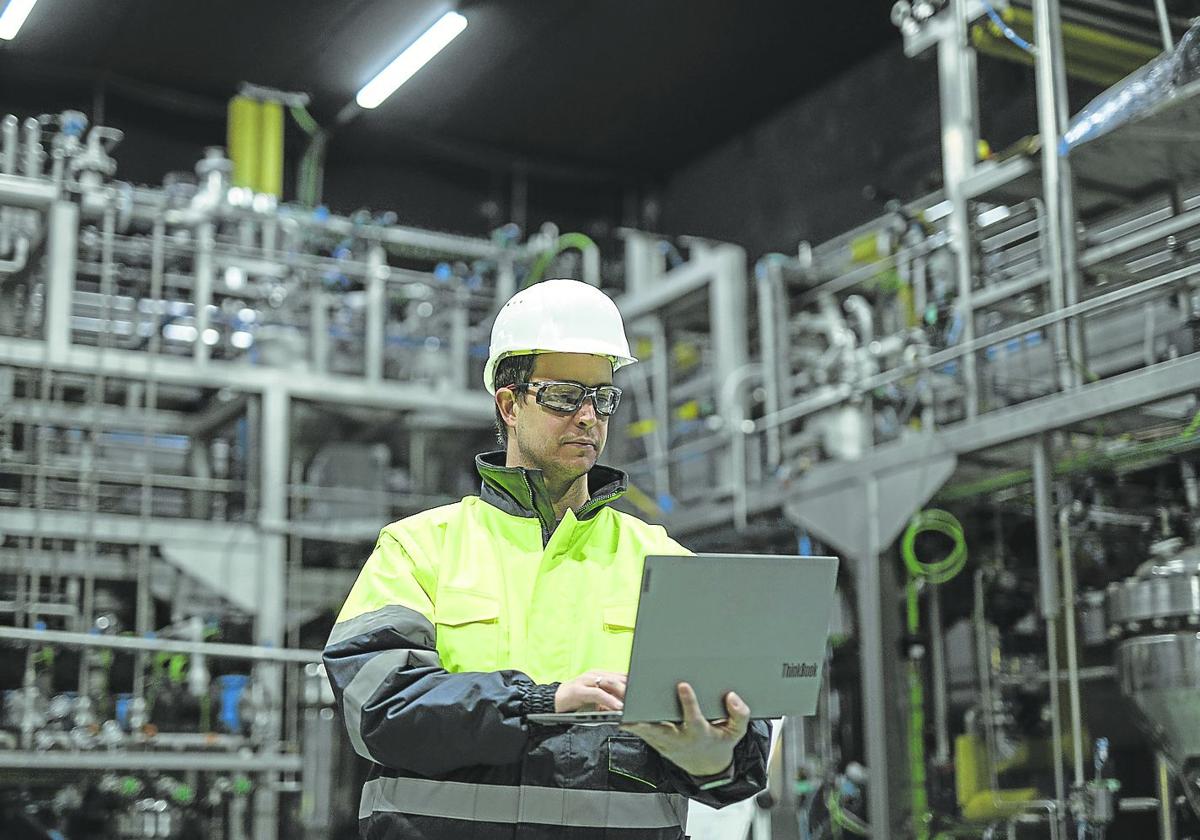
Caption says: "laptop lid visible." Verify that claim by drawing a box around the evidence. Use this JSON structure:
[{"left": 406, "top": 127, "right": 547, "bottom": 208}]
[{"left": 619, "top": 553, "right": 839, "bottom": 724}]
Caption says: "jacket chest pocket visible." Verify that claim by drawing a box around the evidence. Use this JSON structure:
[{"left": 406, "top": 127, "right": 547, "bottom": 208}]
[
  {"left": 607, "top": 734, "right": 665, "bottom": 792},
  {"left": 593, "top": 601, "right": 637, "bottom": 673},
  {"left": 434, "top": 588, "right": 502, "bottom": 673}
]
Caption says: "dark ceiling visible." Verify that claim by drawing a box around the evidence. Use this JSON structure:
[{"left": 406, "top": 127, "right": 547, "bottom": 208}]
[{"left": 0, "top": 0, "right": 899, "bottom": 185}]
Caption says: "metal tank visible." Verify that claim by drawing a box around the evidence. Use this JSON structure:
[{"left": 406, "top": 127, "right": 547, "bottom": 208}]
[{"left": 1109, "top": 539, "right": 1200, "bottom": 804}]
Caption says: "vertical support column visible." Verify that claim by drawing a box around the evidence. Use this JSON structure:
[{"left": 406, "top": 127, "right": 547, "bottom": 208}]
[
  {"left": 1058, "top": 497, "right": 1085, "bottom": 788},
  {"left": 258, "top": 384, "right": 288, "bottom": 644},
  {"left": 1152, "top": 0, "right": 1174, "bottom": 52},
  {"left": 255, "top": 383, "right": 289, "bottom": 840},
  {"left": 1033, "top": 0, "right": 1085, "bottom": 391},
  {"left": 757, "top": 259, "right": 787, "bottom": 468},
  {"left": 365, "top": 244, "right": 386, "bottom": 382},
  {"left": 1033, "top": 435, "right": 1068, "bottom": 835},
  {"left": 193, "top": 221, "right": 215, "bottom": 365},
  {"left": 450, "top": 284, "right": 470, "bottom": 390},
  {"left": 859, "top": 477, "right": 893, "bottom": 839},
  {"left": 709, "top": 242, "right": 749, "bottom": 418},
  {"left": 938, "top": 0, "right": 979, "bottom": 418},
  {"left": 44, "top": 200, "right": 79, "bottom": 364},
  {"left": 495, "top": 255, "right": 516, "bottom": 311},
  {"left": 309, "top": 283, "right": 328, "bottom": 374},
  {"left": 622, "top": 229, "right": 660, "bottom": 299}
]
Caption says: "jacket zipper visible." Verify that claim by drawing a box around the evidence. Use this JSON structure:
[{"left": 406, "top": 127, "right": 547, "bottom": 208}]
[{"left": 524, "top": 472, "right": 552, "bottom": 546}]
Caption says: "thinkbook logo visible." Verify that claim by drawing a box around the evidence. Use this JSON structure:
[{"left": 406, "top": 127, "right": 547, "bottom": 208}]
[{"left": 781, "top": 662, "right": 818, "bottom": 679}]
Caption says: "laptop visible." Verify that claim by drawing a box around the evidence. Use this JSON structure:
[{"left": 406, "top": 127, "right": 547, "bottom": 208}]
[{"left": 528, "top": 553, "right": 839, "bottom": 725}]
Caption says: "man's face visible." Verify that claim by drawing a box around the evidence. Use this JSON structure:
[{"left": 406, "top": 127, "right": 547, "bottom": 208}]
[{"left": 506, "top": 352, "right": 613, "bottom": 485}]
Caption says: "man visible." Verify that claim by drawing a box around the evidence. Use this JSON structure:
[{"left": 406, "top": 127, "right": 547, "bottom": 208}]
[{"left": 324, "top": 278, "right": 769, "bottom": 839}]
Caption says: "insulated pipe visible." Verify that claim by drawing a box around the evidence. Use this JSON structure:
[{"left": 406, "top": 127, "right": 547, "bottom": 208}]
[
  {"left": 581, "top": 239, "right": 601, "bottom": 287},
  {"left": 721, "top": 363, "right": 762, "bottom": 529},
  {"left": 709, "top": 242, "right": 749, "bottom": 421},
  {"left": 755, "top": 257, "right": 787, "bottom": 468},
  {"left": 450, "top": 284, "right": 470, "bottom": 390},
  {"left": 0, "top": 237, "right": 29, "bottom": 275},
  {"left": 193, "top": 222, "right": 215, "bottom": 365},
  {"left": 0, "top": 173, "right": 56, "bottom": 209},
  {"left": 1033, "top": 25, "right": 1075, "bottom": 392},
  {"left": 843, "top": 295, "right": 874, "bottom": 344},
  {"left": 1, "top": 115, "right": 17, "bottom": 175},
  {"left": 44, "top": 201, "right": 78, "bottom": 364},
  {"left": 365, "top": 245, "right": 387, "bottom": 382},
  {"left": 938, "top": 0, "right": 980, "bottom": 418},
  {"left": 1033, "top": 0, "right": 1086, "bottom": 391},
  {"left": 20, "top": 118, "right": 40, "bottom": 177},
  {"left": 0, "top": 116, "right": 16, "bottom": 258},
  {"left": 310, "top": 283, "right": 329, "bottom": 374},
  {"left": 1058, "top": 499, "right": 1085, "bottom": 789},
  {"left": 1034, "top": 435, "right": 1067, "bottom": 833},
  {"left": 1033, "top": 437, "right": 1060, "bottom": 619}
]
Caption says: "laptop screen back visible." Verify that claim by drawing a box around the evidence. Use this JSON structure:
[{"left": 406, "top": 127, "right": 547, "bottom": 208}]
[{"left": 620, "top": 553, "right": 839, "bottom": 723}]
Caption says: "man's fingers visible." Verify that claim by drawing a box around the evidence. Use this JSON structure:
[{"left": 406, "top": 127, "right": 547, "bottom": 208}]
[
  {"left": 723, "top": 691, "right": 751, "bottom": 737},
  {"left": 594, "top": 676, "right": 627, "bottom": 701},
  {"left": 676, "top": 682, "right": 708, "bottom": 728},
  {"left": 589, "top": 686, "right": 624, "bottom": 711}
]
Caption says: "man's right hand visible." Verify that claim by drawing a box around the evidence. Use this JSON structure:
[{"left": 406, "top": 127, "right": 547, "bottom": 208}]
[{"left": 555, "top": 671, "right": 628, "bottom": 713}]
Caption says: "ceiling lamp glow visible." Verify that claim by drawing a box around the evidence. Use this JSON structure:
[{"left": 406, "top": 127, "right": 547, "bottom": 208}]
[
  {"left": 355, "top": 11, "right": 467, "bottom": 110},
  {"left": 0, "top": 0, "right": 38, "bottom": 40}
]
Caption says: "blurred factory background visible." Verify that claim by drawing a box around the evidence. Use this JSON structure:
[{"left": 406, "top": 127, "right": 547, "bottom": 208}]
[{"left": 3, "top": 0, "right": 1200, "bottom": 838}]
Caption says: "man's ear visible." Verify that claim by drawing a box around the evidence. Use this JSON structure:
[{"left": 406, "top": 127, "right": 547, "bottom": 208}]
[{"left": 496, "top": 388, "right": 519, "bottom": 431}]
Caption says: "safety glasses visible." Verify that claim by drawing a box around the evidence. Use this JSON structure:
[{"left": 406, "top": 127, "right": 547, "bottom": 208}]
[{"left": 516, "top": 380, "right": 623, "bottom": 417}]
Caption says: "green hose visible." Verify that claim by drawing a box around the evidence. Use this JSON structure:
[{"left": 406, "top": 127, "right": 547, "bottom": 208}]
[
  {"left": 290, "top": 104, "right": 328, "bottom": 207},
  {"left": 903, "top": 509, "right": 969, "bottom": 840},
  {"left": 903, "top": 509, "right": 968, "bottom": 585},
  {"left": 827, "top": 788, "right": 871, "bottom": 837},
  {"left": 940, "top": 408, "right": 1200, "bottom": 501},
  {"left": 523, "top": 232, "right": 599, "bottom": 288}
]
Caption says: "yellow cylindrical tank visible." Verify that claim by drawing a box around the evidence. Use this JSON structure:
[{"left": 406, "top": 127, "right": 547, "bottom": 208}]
[
  {"left": 227, "top": 96, "right": 261, "bottom": 191},
  {"left": 258, "top": 100, "right": 284, "bottom": 198}
]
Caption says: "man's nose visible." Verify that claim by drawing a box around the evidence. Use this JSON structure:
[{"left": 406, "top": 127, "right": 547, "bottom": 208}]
[{"left": 575, "top": 397, "right": 598, "bottom": 425}]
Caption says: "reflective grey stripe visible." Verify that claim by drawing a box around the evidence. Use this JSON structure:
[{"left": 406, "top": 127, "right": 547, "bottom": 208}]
[
  {"left": 360, "top": 777, "right": 688, "bottom": 829},
  {"left": 342, "top": 648, "right": 441, "bottom": 761},
  {"left": 327, "top": 604, "right": 436, "bottom": 649}
]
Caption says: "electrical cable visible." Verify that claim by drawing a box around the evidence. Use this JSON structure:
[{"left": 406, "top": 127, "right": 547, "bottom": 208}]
[
  {"left": 980, "top": 0, "right": 1037, "bottom": 54},
  {"left": 289, "top": 104, "right": 328, "bottom": 208},
  {"left": 903, "top": 509, "right": 969, "bottom": 585},
  {"left": 524, "top": 232, "right": 600, "bottom": 287},
  {"left": 827, "top": 788, "right": 871, "bottom": 837},
  {"left": 903, "top": 509, "right": 969, "bottom": 840}
]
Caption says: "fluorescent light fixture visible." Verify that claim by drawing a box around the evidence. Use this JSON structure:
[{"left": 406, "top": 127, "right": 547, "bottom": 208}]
[
  {"left": 0, "top": 0, "right": 37, "bottom": 40},
  {"left": 356, "top": 11, "right": 467, "bottom": 109}
]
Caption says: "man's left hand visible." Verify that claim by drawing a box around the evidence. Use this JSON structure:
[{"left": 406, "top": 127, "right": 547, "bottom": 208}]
[{"left": 620, "top": 682, "right": 749, "bottom": 776}]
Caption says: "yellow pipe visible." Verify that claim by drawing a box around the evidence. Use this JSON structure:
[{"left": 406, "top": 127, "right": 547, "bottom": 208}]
[
  {"left": 227, "top": 96, "right": 262, "bottom": 191},
  {"left": 971, "top": 26, "right": 1148, "bottom": 86},
  {"left": 258, "top": 100, "right": 284, "bottom": 198},
  {"left": 954, "top": 734, "right": 1040, "bottom": 821},
  {"left": 1003, "top": 7, "right": 1159, "bottom": 62}
]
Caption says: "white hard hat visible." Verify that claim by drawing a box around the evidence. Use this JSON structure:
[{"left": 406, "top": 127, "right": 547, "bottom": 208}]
[{"left": 483, "top": 278, "right": 637, "bottom": 394}]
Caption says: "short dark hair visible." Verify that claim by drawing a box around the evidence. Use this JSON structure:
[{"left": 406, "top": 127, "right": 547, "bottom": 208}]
[{"left": 492, "top": 353, "right": 537, "bottom": 447}]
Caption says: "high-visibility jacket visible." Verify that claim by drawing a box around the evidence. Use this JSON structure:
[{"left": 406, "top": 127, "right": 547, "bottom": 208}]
[{"left": 324, "top": 451, "right": 769, "bottom": 839}]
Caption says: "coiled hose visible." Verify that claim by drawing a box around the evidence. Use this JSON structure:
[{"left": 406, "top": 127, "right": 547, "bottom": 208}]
[{"left": 903, "top": 509, "right": 968, "bottom": 840}]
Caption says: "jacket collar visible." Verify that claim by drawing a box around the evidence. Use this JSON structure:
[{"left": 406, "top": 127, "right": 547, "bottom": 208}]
[{"left": 475, "top": 450, "right": 628, "bottom": 534}]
